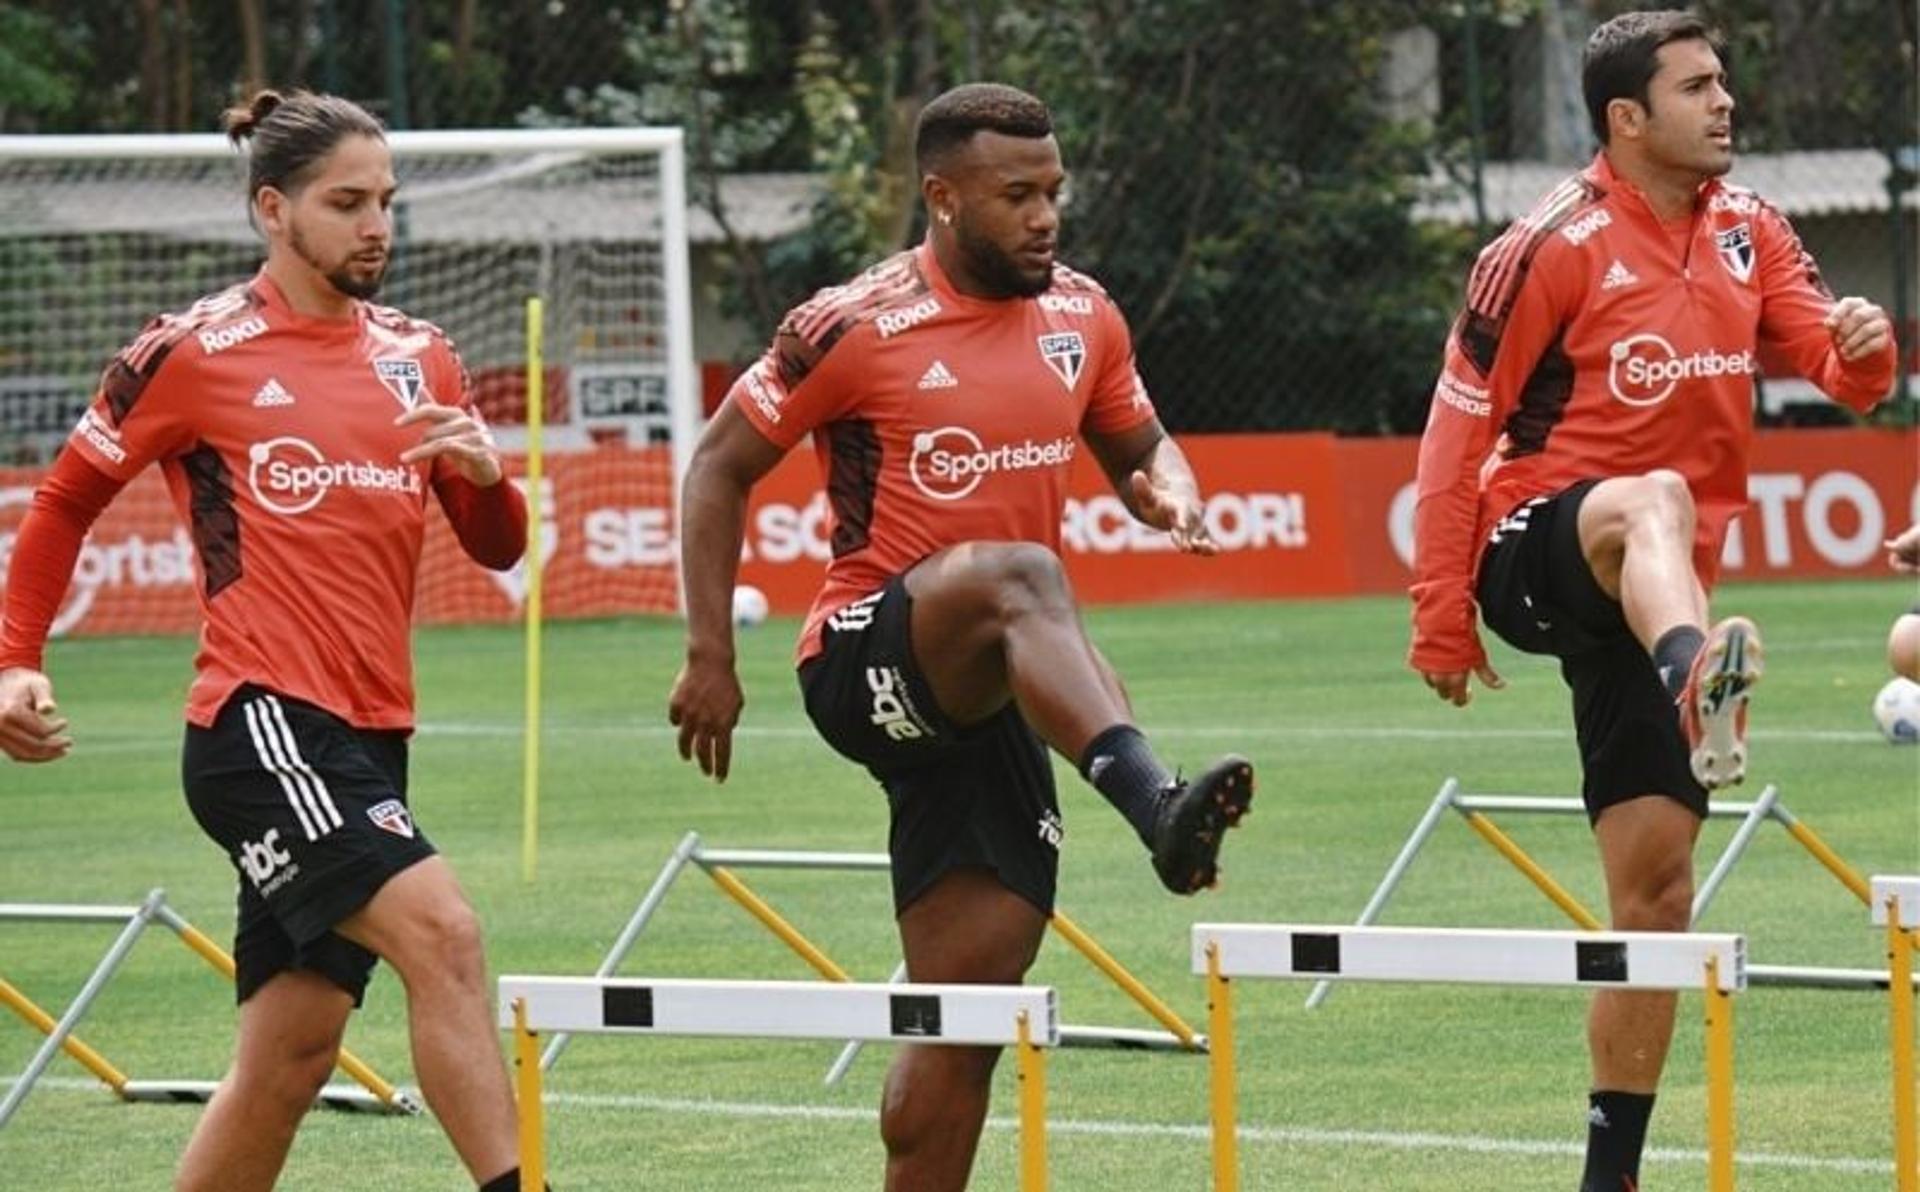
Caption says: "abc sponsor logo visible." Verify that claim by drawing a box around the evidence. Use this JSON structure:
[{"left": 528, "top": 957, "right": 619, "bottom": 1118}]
[
  {"left": 908, "top": 426, "right": 1076, "bottom": 501},
  {"left": 247, "top": 436, "right": 422, "bottom": 515},
  {"left": 1606, "top": 333, "right": 1756, "bottom": 407},
  {"left": 238, "top": 829, "right": 297, "bottom": 892},
  {"left": 873, "top": 297, "right": 942, "bottom": 339},
  {"left": 197, "top": 316, "right": 268, "bottom": 356}
]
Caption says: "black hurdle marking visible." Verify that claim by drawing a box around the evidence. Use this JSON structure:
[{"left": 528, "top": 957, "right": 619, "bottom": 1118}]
[
  {"left": 889, "top": 993, "right": 943, "bottom": 1038},
  {"left": 1291, "top": 932, "right": 1343, "bottom": 974},
  {"left": 1575, "top": 940, "right": 1629, "bottom": 983},
  {"left": 603, "top": 984, "right": 655, "bottom": 1028}
]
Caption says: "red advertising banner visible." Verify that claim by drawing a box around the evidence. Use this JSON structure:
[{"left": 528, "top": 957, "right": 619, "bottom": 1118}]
[{"left": 3, "top": 428, "right": 1913, "bottom": 641}]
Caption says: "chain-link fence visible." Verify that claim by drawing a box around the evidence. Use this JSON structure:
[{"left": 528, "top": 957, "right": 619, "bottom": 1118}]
[{"left": 2, "top": 0, "right": 1914, "bottom": 449}]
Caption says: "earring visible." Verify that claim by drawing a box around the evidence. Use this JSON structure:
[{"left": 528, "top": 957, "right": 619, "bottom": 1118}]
[{"left": 939, "top": 211, "right": 953, "bottom": 226}]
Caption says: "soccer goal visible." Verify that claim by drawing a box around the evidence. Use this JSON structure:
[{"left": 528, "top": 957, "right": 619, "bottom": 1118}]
[{"left": 0, "top": 127, "right": 700, "bottom": 627}]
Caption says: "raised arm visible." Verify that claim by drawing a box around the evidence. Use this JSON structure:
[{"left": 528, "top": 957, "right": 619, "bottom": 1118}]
[{"left": 1753, "top": 201, "right": 1897, "bottom": 412}]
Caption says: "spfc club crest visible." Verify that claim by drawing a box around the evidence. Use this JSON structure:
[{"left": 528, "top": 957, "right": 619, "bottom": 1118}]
[
  {"left": 366, "top": 798, "right": 415, "bottom": 839},
  {"left": 1714, "top": 222, "right": 1754, "bottom": 284},
  {"left": 373, "top": 357, "right": 427, "bottom": 410},
  {"left": 1037, "top": 332, "right": 1086, "bottom": 391}
]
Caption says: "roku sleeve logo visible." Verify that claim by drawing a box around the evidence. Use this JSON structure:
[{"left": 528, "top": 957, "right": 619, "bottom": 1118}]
[
  {"left": 197, "top": 316, "right": 268, "bottom": 355},
  {"left": 1607, "top": 333, "right": 1757, "bottom": 406},
  {"left": 247, "top": 437, "right": 422, "bottom": 515}
]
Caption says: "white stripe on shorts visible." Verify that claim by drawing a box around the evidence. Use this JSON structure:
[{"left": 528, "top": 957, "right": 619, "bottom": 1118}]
[
  {"left": 264, "top": 695, "right": 343, "bottom": 831},
  {"left": 242, "top": 699, "right": 321, "bottom": 842}
]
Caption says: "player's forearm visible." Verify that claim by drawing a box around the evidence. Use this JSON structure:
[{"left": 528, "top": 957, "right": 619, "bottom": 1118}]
[
  {"left": 678, "top": 466, "right": 751, "bottom": 664},
  {"left": 1121, "top": 433, "right": 1199, "bottom": 521},
  {"left": 1, "top": 453, "right": 120, "bottom": 671},
  {"left": 434, "top": 471, "right": 527, "bottom": 570}
]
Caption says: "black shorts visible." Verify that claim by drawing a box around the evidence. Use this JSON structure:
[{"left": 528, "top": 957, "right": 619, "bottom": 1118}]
[
  {"left": 799, "top": 576, "right": 1061, "bottom": 916},
  {"left": 1475, "top": 481, "right": 1706, "bottom": 822},
  {"left": 181, "top": 685, "right": 437, "bottom": 1004}
]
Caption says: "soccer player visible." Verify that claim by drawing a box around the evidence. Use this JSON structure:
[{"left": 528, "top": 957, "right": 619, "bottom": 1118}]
[
  {"left": 668, "top": 82, "right": 1253, "bottom": 1190},
  {"left": 0, "top": 91, "right": 536, "bottom": 1192},
  {"left": 1408, "top": 13, "right": 1895, "bottom": 1190},
  {"left": 1886, "top": 524, "right": 1920, "bottom": 680}
]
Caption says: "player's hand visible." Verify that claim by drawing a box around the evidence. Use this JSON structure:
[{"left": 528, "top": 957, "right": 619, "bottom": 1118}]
[
  {"left": 668, "top": 653, "right": 744, "bottom": 782},
  {"left": 1128, "top": 470, "right": 1218, "bottom": 555},
  {"left": 1420, "top": 661, "right": 1504, "bottom": 708},
  {"left": 0, "top": 667, "right": 71, "bottom": 763},
  {"left": 1888, "top": 523, "right": 1920, "bottom": 574},
  {"left": 396, "top": 403, "right": 503, "bottom": 486},
  {"left": 1824, "top": 297, "right": 1892, "bottom": 363}
]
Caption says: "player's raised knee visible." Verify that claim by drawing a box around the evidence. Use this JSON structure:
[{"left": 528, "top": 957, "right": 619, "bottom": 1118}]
[
  {"left": 387, "top": 897, "right": 487, "bottom": 985},
  {"left": 1613, "top": 872, "right": 1693, "bottom": 933},
  {"left": 982, "top": 542, "right": 1072, "bottom": 610},
  {"left": 1635, "top": 468, "right": 1695, "bottom": 525}
]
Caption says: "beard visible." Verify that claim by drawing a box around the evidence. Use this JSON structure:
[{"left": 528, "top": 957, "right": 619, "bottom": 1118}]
[
  {"left": 952, "top": 216, "right": 1052, "bottom": 298},
  {"left": 290, "top": 221, "right": 386, "bottom": 300}
]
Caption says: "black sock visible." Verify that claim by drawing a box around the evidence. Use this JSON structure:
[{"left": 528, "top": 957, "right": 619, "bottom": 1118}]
[
  {"left": 1581, "top": 1090, "right": 1655, "bottom": 1191},
  {"left": 1652, "top": 625, "right": 1705, "bottom": 701},
  {"left": 1077, "top": 724, "right": 1173, "bottom": 846},
  {"left": 479, "top": 1169, "right": 549, "bottom": 1192}
]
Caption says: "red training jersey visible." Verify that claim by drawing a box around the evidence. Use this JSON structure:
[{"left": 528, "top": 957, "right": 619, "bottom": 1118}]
[
  {"left": 9, "top": 270, "right": 524, "bottom": 729},
  {"left": 727, "top": 241, "right": 1157, "bottom": 662},
  {"left": 1409, "top": 153, "right": 1896, "bottom": 673}
]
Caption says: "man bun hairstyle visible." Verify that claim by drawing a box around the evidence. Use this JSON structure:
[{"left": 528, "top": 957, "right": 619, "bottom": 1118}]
[
  {"left": 914, "top": 83, "right": 1053, "bottom": 175},
  {"left": 1582, "top": 10, "right": 1721, "bottom": 145},
  {"left": 222, "top": 88, "right": 385, "bottom": 204}
]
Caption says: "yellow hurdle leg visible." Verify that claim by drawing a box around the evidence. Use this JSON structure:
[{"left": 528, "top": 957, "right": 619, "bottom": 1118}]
[
  {"left": 1048, "top": 911, "right": 1202, "bottom": 1048},
  {"left": 1207, "top": 943, "right": 1239, "bottom": 1192},
  {"left": 0, "top": 975, "right": 130, "bottom": 1093},
  {"left": 1461, "top": 813, "right": 1605, "bottom": 930},
  {"left": 703, "top": 865, "right": 854, "bottom": 983},
  {"left": 1704, "top": 956, "right": 1736, "bottom": 1192},
  {"left": 1017, "top": 1010, "right": 1048, "bottom": 1192},
  {"left": 1890, "top": 896, "right": 1917, "bottom": 1192},
  {"left": 515, "top": 998, "right": 546, "bottom": 1191}
]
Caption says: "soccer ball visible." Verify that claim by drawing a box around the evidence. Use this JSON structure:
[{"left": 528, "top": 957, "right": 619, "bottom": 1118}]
[
  {"left": 1872, "top": 677, "right": 1920, "bottom": 744},
  {"left": 731, "top": 583, "right": 770, "bottom": 628}
]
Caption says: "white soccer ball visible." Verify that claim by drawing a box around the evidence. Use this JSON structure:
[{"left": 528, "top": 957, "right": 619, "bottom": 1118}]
[
  {"left": 1872, "top": 676, "right": 1920, "bottom": 744},
  {"left": 731, "top": 583, "right": 770, "bottom": 628}
]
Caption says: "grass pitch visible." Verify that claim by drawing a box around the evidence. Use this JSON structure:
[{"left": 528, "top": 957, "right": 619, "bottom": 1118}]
[{"left": 2, "top": 579, "right": 1916, "bottom": 1189}]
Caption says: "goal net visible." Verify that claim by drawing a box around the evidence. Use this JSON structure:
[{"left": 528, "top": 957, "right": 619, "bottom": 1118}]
[{"left": 0, "top": 127, "right": 698, "bottom": 636}]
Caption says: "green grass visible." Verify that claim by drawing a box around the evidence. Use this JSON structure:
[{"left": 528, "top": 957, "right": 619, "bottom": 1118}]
[{"left": 3, "top": 580, "right": 1917, "bottom": 1189}]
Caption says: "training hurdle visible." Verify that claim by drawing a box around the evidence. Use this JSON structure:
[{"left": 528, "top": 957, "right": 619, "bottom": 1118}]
[
  {"left": 503, "top": 975, "right": 1058, "bottom": 1190},
  {"left": 0, "top": 889, "right": 418, "bottom": 1127},
  {"left": 541, "top": 830, "right": 1203, "bottom": 1083},
  {"left": 1873, "top": 876, "right": 1920, "bottom": 1191},
  {"left": 1195, "top": 923, "right": 1745, "bottom": 1191},
  {"left": 1309, "top": 777, "right": 1890, "bottom": 1008}
]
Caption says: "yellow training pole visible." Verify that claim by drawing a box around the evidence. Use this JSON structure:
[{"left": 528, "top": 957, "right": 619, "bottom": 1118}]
[
  {"left": 1207, "top": 942, "right": 1239, "bottom": 1192},
  {"left": 1890, "top": 894, "right": 1917, "bottom": 1192},
  {"left": 1462, "top": 812, "right": 1606, "bottom": 930},
  {"left": 1780, "top": 818, "right": 1872, "bottom": 905},
  {"left": 514, "top": 998, "right": 546, "bottom": 1191},
  {"left": 703, "top": 866, "right": 854, "bottom": 983},
  {"left": 170, "top": 916, "right": 404, "bottom": 1106},
  {"left": 1704, "top": 956, "right": 1736, "bottom": 1192},
  {"left": 522, "top": 295, "right": 546, "bottom": 885},
  {"left": 0, "top": 975, "right": 129, "bottom": 1092},
  {"left": 1016, "top": 1010, "right": 1048, "bottom": 1192},
  {"left": 1048, "top": 911, "right": 1201, "bottom": 1048}
]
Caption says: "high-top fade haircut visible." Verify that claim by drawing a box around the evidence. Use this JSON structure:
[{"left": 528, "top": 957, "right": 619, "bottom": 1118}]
[
  {"left": 914, "top": 83, "right": 1053, "bottom": 175},
  {"left": 1582, "top": 10, "right": 1720, "bottom": 145},
  {"left": 221, "top": 89, "right": 385, "bottom": 216}
]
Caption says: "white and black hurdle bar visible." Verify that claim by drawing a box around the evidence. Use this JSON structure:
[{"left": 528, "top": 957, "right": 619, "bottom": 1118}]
[
  {"left": 1874, "top": 876, "right": 1920, "bottom": 1192},
  {"left": 500, "top": 976, "right": 1059, "bottom": 1190},
  {"left": 1193, "top": 924, "right": 1745, "bottom": 1192}
]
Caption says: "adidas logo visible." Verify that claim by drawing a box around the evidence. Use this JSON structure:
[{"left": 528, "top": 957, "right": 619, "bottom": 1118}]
[
  {"left": 1601, "top": 259, "right": 1639, "bottom": 291},
  {"left": 251, "top": 377, "right": 295, "bottom": 407},
  {"left": 916, "top": 360, "right": 958, "bottom": 390}
]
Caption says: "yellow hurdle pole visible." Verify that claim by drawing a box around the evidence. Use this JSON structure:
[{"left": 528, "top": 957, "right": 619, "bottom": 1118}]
[
  {"left": 1462, "top": 812, "right": 1606, "bottom": 930},
  {"left": 1890, "top": 894, "right": 1917, "bottom": 1192},
  {"left": 702, "top": 865, "right": 855, "bottom": 983},
  {"left": 1779, "top": 817, "right": 1872, "bottom": 906},
  {"left": 522, "top": 294, "right": 546, "bottom": 885},
  {"left": 0, "top": 975, "right": 130, "bottom": 1093},
  {"left": 1048, "top": 911, "right": 1201, "bottom": 1048},
  {"left": 1207, "top": 943, "right": 1239, "bottom": 1192},
  {"left": 514, "top": 998, "right": 546, "bottom": 1192},
  {"left": 1017, "top": 1010, "right": 1048, "bottom": 1192},
  {"left": 1704, "top": 956, "right": 1736, "bottom": 1192},
  {"left": 169, "top": 916, "right": 404, "bottom": 1106}
]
